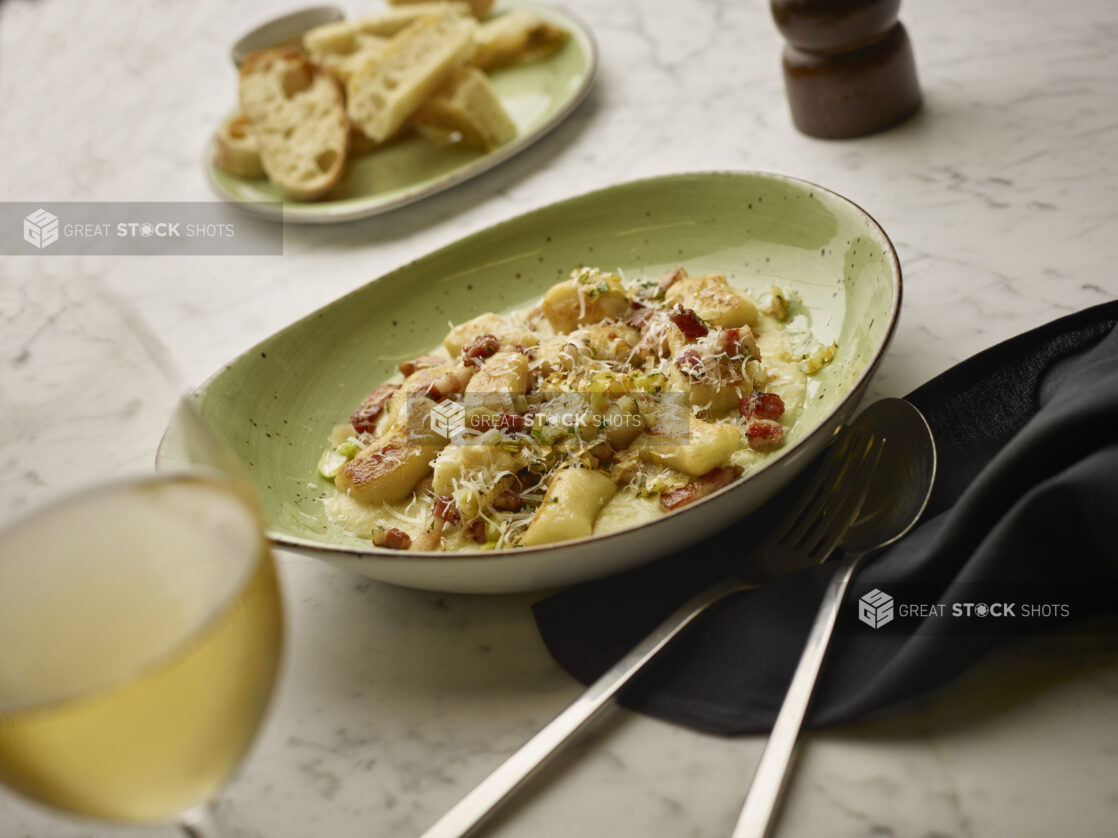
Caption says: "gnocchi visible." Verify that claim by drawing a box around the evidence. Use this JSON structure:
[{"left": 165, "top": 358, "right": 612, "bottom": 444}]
[{"left": 321, "top": 265, "right": 832, "bottom": 551}]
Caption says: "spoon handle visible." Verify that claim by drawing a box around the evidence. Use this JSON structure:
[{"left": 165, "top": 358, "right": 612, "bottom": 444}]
[
  {"left": 419, "top": 577, "right": 747, "bottom": 838},
  {"left": 731, "top": 553, "right": 863, "bottom": 838}
]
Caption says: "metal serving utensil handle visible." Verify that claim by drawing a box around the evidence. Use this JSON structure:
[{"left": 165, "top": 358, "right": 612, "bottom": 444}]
[
  {"left": 731, "top": 553, "right": 863, "bottom": 838},
  {"left": 419, "top": 578, "right": 745, "bottom": 838}
]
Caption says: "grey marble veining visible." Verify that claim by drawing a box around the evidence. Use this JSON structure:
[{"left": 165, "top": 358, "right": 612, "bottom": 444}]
[{"left": 1, "top": 0, "right": 1118, "bottom": 835}]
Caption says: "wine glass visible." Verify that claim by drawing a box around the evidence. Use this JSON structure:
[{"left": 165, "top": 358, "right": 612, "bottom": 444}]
[
  {"left": 0, "top": 276, "right": 284, "bottom": 837},
  {"left": 0, "top": 409, "right": 284, "bottom": 838}
]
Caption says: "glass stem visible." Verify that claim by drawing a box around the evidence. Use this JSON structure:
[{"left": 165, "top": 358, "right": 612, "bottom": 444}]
[{"left": 179, "top": 802, "right": 230, "bottom": 838}]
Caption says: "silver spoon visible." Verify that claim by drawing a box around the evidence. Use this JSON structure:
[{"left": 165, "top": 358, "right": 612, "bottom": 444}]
[{"left": 732, "top": 398, "right": 937, "bottom": 838}]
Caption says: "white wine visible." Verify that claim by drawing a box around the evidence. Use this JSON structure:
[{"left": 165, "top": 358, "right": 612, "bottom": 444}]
[{"left": 0, "top": 476, "right": 283, "bottom": 822}]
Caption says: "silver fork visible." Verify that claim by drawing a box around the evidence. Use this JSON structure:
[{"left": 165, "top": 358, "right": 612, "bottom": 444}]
[{"left": 419, "top": 424, "right": 884, "bottom": 838}]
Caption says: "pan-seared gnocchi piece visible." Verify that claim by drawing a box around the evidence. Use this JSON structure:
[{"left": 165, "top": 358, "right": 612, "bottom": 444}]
[
  {"left": 600, "top": 394, "right": 643, "bottom": 448},
  {"left": 541, "top": 268, "right": 629, "bottom": 333},
  {"left": 666, "top": 327, "right": 760, "bottom": 416},
  {"left": 382, "top": 362, "right": 475, "bottom": 428},
  {"left": 444, "top": 313, "right": 538, "bottom": 357},
  {"left": 520, "top": 468, "right": 618, "bottom": 546},
  {"left": 635, "top": 417, "right": 741, "bottom": 476},
  {"left": 432, "top": 442, "right": 522, "bottom": 519},
  {"left": 573, "top": 322, "right": 641, "bottom": 362},
  {"left": 668, "top": 365, "right": 748, "bottom": 416},
  {"left": 464, "top": 351, "right": 529, "bottom": 412},
  {"left": 335, "top": 430, "right": 442, "bottom": 504},
  {"left": 664, "top": 274, "right": 758, "bottom": 329},
  {"left": 533, "top": 322, "right": 641, "bottom": 376},
  {"left": 532, "top": 335, "right": 581, "bottom": 375}
]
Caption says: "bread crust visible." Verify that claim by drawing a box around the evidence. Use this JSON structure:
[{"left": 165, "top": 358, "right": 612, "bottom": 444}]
[{"left": 214, "top": 113, "right": 265, "bottom": 179}]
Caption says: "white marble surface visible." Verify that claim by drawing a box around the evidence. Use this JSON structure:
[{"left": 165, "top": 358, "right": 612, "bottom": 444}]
[{"left": 1, "top": 0, "right": 1117, "bottom": 835}]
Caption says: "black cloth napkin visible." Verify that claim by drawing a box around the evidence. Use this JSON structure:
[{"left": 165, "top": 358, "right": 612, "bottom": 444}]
[{"left": 533, "top": 301, "right": 1118, "bottom": 735}]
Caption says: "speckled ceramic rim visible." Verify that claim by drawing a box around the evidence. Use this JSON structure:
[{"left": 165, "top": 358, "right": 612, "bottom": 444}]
[
  {"left": 174, "top": 171, "right": 902, "bottom": 567},
  {"left": 207, "top": 2, "right": 599, "bottom": 225}
]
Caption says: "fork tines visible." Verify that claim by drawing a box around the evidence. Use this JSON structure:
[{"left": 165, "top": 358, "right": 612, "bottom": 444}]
[{"left": 761, "top": 425, "right": 885, "bottom": 573}]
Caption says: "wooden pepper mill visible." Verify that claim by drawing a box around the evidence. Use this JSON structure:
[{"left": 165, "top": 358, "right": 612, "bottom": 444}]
[{"left": 771, "top": 0, "right": 922, "bottom": 139}]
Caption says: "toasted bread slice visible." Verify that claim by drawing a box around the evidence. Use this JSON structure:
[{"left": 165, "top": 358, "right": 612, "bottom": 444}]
[
  {"left": 305, "top": 3, "right": 471, "bottom": 48},
  {"left": 471, "top": 10, "right": 568, "bottom": 70},
  {"left": 346, "top": 14, "right": 477, "bottom": 144},
  {"left": 305, "top": 2, "right": 473, "bottom": 49},
  {"left": 239, "top": 49, "right": 348, "bottom": 200},
  {"left": 306, "top": 5, "right": 476, "bottom": 85},
  {"left": 309, "top": 34, "right": 390, "bottom": 85},
  {"left": 412, "top": 66, "right": 516, "bottom": 152},
  {"left": 214, "top": 113, "right": 265, "bottom": 178},
  {"left": 387, "top": 0, "right": 493, "bottom": 20},
  {"left": 304, "top": 19, "right": 365, "bottom": 54}
]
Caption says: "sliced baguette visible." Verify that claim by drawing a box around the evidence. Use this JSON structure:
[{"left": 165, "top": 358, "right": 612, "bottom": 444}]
[
  {"left": 303, "top": 18, "right": 364, "bottom": 54},
  {"left": 471, "top": 10, "right": 569, "bottom": 71},
  {"left": 309, "top": 34, "right": 389, "bottom": 85},
  {"left": 214, "top": 113, "right": 265, "bottom": 178},
  {"left": 387, "top": 0, "right": 493, "bottom": 20},
  {"left": 306, "top": 5, "right": 476, "bottom": 85},
  {"left": 412, "top": 66, "right": 516, "bottom": 152},
  {"left": 239, "top": 49, "right": 348, "bottom": 200},
  {"left": 346, "top": 14, "right": 477, "bottom": 144},
  {"left": 305, "top": 2, "right": 472, "bottom": 47},
  {"left": 363, "top": 1, "right": 474, "bottom": 32}
]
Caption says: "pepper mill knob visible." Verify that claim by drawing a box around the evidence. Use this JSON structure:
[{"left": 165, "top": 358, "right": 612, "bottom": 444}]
[{"left": 771, "top": 0, "right": 922, "bottom": 138}]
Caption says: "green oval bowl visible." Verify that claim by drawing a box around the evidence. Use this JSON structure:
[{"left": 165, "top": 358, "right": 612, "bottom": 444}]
[{"left": 160, "top": 171, "right": 902, "bottom": 593}]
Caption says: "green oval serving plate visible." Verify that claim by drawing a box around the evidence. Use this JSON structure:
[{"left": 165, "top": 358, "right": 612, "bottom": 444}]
[
  {"left": 161, "top": 172, "right": 902, "bottom": 593},
  {"left": 206, "top": 1, "right": 598, "bottom": 224}
]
